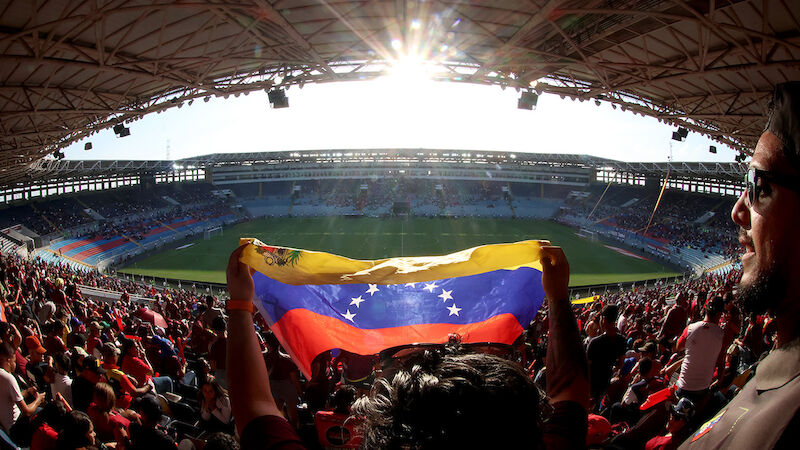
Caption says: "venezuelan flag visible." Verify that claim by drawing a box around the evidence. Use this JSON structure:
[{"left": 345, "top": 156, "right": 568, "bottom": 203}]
[{"left": 239, "top": 238, "right": 548, "bottom": 378}]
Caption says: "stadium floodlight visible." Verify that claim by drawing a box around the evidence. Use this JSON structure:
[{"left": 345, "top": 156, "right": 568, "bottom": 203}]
[
  {"left": 517, "top": 91, "right": 538, "bottom": 110},
  {"left": 709, "top": 146, "right": 717, "bottom": 154},
  {"left": 671, "top": 131, "right": 683, "bottom": 141},
  {"left": 678, "top": 127, "right": 689, "bottom": 138},
  {"left": 268, "top": 89, "right": 289, "bottom": 108},
  {"left": 84, "top": 142, "right": 92, "bottom": 151}
]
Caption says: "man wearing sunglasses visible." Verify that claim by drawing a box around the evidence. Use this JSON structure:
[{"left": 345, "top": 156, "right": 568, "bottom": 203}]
[{"left": 680, "top": 83, "right": 800, "bottom": 449}]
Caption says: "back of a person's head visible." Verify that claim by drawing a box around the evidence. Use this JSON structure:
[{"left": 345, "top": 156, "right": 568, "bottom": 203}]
[
  {"left": 137, "top": 395, "right": 163, "bottom": 425},
  {"left": 330, "top": 385, "right": 357, "bottom": 415},
  {"left": 638, "top": 357, "right": 654, "bottom": 378},
  {"left": 204, "top": 432, "right": 240, "bottom": 450},
  {"left": 211, "top": 315, "right": 227, "bottom": 333},
  {"left": 0, "top": 342, "right": 14, "bottom": 366},
  {"left": 93, "top": 382, "right": 116, "bottom": 412},
  {"left": 601, "top": 304, "right": 619, "bottom": 323},
  {"left": 353, "top": 351, "right": 542, "bottom": 449},
  {"left": 56, "top": 411, "right": 94, "bottom": 450}
]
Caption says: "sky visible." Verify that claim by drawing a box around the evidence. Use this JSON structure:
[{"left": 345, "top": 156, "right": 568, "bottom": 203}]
[{"left": 62, "top": 74, "right": 739, "bottom": 163}]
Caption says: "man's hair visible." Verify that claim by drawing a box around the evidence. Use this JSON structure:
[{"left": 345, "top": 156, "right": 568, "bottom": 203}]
[
  {"left": 765, "top": 82, "right": 800, "bottom": 173},
  {"left": 57, "top": 411, "right": 94, "bottom": 450},
  {"left": 352, "top": 351, "right": 542, "bottom": 449},
  {"left": 205, "top": 432, "right": 240, "bottom": 450},
  {"left": 638, "top": 357, "right": 653, "bottom": 377},
  {"left": 0, "top": 342, "right": 15, "bottom": 360},
  {"left": 601, "top": 304, "right": 619, "bottom": 323}
]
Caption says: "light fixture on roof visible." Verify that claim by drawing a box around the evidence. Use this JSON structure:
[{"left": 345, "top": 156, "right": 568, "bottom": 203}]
[
  {"left": 709, "top": 145, "right": 717, "bottom": 154},
  {"left": 84, "top": 142, "right": 92, "bottom": 151},
  {"left": 518, "top": 91, "right": 539, "bottom": 110},
  {"left": 268, "top": 89, "right": 289, "bottom": 108},
  {"left": 113, "top": 123, "right": 131, "bottom": 138},
  {"left": 671, "top": 126, "right": 689, "bottom": 141}
]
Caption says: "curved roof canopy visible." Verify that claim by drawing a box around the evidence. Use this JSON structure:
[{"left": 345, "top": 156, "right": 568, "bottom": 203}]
[{"left": 1, "top": 0, "right": 799, "bottom": 184}]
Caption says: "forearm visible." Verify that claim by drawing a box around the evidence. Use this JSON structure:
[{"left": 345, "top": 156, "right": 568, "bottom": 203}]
[
  {"left": 545, "top": 297, "right": 589, "bottom": 405},
  {"left": 227, "top": 310, "right": 281, "bottom": 435}
]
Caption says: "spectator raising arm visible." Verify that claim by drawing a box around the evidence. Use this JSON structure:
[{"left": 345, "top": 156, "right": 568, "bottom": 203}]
[
  {"left": 540, "top": 245, "right": 590, "bottom": 407},
  {"left": 225, "top": 244, "right": 283, "bottom": 436}
]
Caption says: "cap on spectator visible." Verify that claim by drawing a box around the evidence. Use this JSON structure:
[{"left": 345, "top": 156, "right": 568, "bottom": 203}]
[
  {"left": 82, "top": 356, "right": 106, "bottom": 374},
  {"left": 586, "top": 414, "right": 612, "bottom": 445},
  {"left": 671, "top": 397, "right": 696, "bottom": 420},
  {"left": 25, "top": 335, "right": 46, "bottom": 354},
  {"left": 637, "top": 341, "right": 657, "bottom": 354},
  {"left": 72, "top": 346, "right": 89, "bottom": 358}
]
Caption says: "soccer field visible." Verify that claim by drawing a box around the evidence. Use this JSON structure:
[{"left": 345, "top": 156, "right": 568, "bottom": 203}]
[{"left": 118, "top": 217, "right": 678, "bottom": 286}]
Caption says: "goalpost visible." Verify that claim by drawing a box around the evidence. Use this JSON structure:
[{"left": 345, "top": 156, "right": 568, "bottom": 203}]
[
  {"left": 204, "top": 226, "right": 223, "bottom": 240},
  {"left": 577, "top": 228, "right": 598, "bottom": 242}
]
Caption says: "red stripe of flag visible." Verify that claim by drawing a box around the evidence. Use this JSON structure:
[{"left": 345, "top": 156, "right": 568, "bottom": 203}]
[{"left": 269, "top": 308, "right": 524, "bottom": 378}]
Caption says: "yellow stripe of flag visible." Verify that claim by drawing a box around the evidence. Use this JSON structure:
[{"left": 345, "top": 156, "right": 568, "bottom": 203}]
[{"left": 238, "top": 238, "right": 547, "bottom": 286}]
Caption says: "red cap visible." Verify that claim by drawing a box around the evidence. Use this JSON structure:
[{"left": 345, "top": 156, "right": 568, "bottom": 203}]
[
  {"left": 25, "top": 336, "right": 47, "bottom": 354},
  {"left": 586, "top": 414, "right": 611, "bottom": 445}
]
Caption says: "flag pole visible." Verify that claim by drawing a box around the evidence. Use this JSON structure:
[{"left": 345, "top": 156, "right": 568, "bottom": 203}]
[{"left": 642, "top": 170, "right": 670, "bottom": 237}]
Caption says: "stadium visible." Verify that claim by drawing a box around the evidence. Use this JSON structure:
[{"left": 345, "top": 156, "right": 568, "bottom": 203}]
[{"left": 0, "top": 1, "right": 797, "bottom": 449}]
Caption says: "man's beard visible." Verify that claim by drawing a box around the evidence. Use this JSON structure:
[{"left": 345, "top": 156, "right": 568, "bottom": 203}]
[{"left": 737, "top": 262, "right": 787, "bottom": 315}]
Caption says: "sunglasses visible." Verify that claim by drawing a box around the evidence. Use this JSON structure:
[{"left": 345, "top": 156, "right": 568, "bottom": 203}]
[{"left": 744, "top": 167, "right": 800, "bottom": 209}]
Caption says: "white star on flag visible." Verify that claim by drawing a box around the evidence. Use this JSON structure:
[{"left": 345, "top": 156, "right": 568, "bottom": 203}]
[
  {"left": 349, "top": 296, "right": 365, "bottom": 308},
  {"left": 404, "top": 282, "right": 416, "bottom": 288},
  {"left": 438, "top": 289, "right": 453, "bottom": 302},
  {"left": 365, "top": 284, "right": 380, "bottom": 296},
  {"left": 423, "top": 282, "right": 439, "bottom": 293},
  {"left": 447, "top": 303, "right": 462, "bottom": 316},
  {"left": 342, "top": 309, "right": 356, "bottom": 322}
]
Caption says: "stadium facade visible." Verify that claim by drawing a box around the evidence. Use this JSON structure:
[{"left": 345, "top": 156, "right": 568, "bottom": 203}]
[{"left": 2, "top": 149, "right": 746, "bottom": 204}]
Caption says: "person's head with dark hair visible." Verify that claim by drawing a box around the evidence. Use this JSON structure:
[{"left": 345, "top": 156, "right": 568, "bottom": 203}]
[
  {"left": 0, "top": 342, "right": 16, "bottom": 373},
  {"left": 330, "top": 385, "right": 357, "bottom": 415},
  {"left": 204, "top": 432, "right": 240, "bottom": 450},
  {"left": 53, "top": 352, "right": 71, "bottom": 375},
  {"left": 600, "top": 304, "right": 619, "bottom": 334},
  {"left": 206, "top": 295, "right": 216, "bottom": 307},
  {"left": 638, "top": 357, "right": 654, "bottom": 379},
  {"left": 352, "top": 351, "right": 542, "bottom": 449},
  {"left": 136, "top": 395, "right": 163, "bottom": 426},
  {"left": 31, "top": 399, "right": 68, "bottom": 432},
  {"left": 733, "top": 81, "right": 800, "bottom": 330},
  {"left": 211, "top": 315, "right": 227, "bottom": 334},
  {"left": 703, "top": 296, "right": 725, "bottom": 323},
  {"left": 56, "top": 410, "right": 96, "bottom": 450},
  {"left": 200, "top": 379, "right": 228, "bottom": 410}
]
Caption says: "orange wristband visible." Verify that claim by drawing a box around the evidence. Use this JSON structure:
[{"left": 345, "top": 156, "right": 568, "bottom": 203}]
[{"left": 226, "top": 300, "right": 255, "bottom": 314}]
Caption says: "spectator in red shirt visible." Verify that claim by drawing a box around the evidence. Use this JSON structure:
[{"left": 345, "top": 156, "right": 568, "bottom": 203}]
[
  {"left": 30, "top": 401, "right": 68, "bottom": 450},
  {"left": 88, "top": 382, "right": 130, "bottom": 444}
]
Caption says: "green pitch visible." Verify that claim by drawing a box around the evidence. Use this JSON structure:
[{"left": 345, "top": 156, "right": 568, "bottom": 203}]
[{"left": 119, "top": 217, "right": 678, "bottom": 286}]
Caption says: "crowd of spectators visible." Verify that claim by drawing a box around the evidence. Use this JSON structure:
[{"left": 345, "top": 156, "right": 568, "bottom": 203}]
[
  {"left": 291, "top": 178, "right": 510, "bottom": 212},
  {"left": 0, "top": 183, "right": 221, "bottom": 238},
  {"left": 86, "top": 202, "right": 233, "bottom": 242},
  {"left": 0, "top": 236, "right": 766, "bottom": 449},
  {"left": 559, "top": 188, "right": 738, "bottom": 257}
]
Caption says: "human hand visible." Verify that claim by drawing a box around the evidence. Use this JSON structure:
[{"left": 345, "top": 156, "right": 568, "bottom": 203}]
[
  {"left": 540, "top": 245, "right": 570, "bottom": 303},
  {"left": 226, "top": 244, "right": 255, "bottom": 302}
]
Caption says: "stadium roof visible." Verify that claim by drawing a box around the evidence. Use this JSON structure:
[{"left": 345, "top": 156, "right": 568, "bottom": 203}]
[
  {"left": 26, "top": 148, "right": 746, "bottom": 185},
  {"left": 2, "top": 0, "right": 798, "bottom": 185}
]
